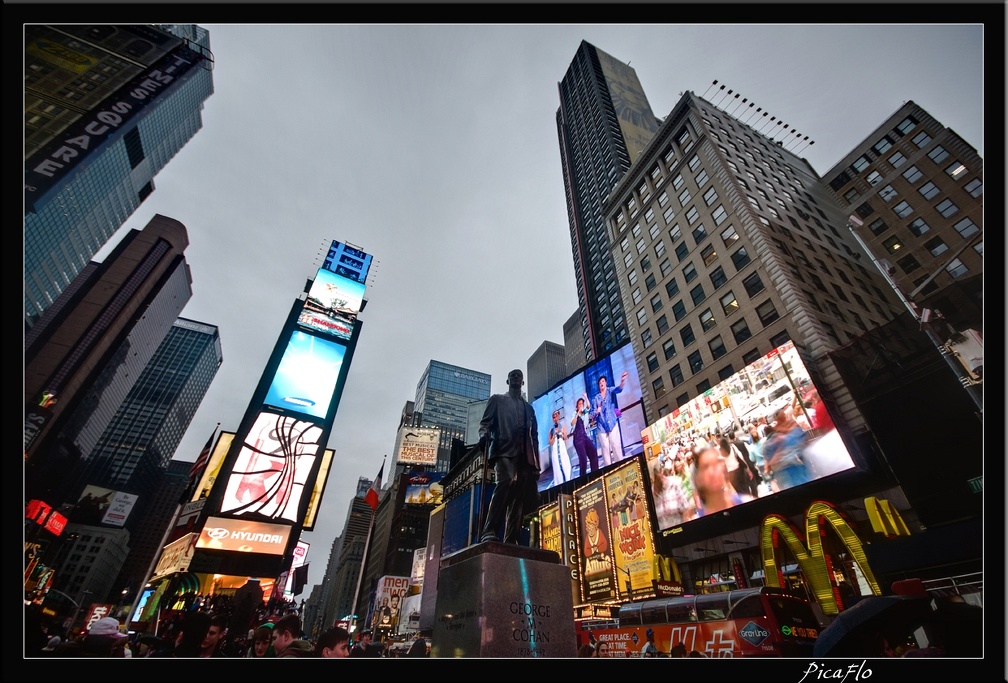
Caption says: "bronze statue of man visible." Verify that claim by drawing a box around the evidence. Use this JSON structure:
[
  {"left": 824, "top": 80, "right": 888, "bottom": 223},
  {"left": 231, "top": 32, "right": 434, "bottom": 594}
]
[{"left": 479, "top": 369, "right": 540, "bottom": 544}]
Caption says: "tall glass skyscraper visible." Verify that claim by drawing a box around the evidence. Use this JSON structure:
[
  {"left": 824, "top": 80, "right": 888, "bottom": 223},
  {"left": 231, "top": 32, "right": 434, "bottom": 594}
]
[
  {"left": 80, "top": 318, "right": 222, "bottom": 498},
  {"left": 413, "top": 360, "right": 491, "bottom": 471},
  {"left": 556, "top": 40, "right": 662, "bottom": 363},
  {"left": 23, "top": 24, "right": 214, "bottom": 328}
]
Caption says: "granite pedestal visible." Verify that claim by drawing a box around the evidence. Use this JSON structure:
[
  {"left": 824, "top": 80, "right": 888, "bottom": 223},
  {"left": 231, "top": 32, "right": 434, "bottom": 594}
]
[{"left": 430, "top": 541, "right": 576, "bottom": 658}]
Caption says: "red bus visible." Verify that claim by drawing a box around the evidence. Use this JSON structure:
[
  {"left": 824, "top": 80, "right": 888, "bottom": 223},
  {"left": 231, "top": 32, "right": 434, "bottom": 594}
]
[{"left": 579, "top": 587, "right": 820, "bottom": 658}]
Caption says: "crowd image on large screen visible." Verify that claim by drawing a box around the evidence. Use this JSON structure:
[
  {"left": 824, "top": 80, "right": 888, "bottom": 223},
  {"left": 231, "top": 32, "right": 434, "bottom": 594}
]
[
  {"left": 531, "top": 343, "right": 646, "bottom": 494},
  {"left": 642, "top": 340, "right": 856, "bottom": 532}
]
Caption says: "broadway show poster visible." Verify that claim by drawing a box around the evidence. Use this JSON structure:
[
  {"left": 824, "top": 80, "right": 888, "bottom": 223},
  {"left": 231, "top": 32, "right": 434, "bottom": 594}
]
[
  {"left": 574, "top": 479, "right": 616, "bottom": 603},
  {"left": 603, "top": 458, "right": 658, "bottom": 601}
]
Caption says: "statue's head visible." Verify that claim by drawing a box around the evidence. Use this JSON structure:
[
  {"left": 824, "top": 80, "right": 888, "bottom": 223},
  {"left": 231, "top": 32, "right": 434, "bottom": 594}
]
[{"left": 507, "top": 369, "right": 524, "bottom": 388}]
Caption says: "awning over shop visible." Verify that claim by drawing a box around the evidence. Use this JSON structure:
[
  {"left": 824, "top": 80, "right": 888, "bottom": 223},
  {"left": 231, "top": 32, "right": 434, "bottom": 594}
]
[{"left": 170, "top": 571, "right": 202, "bottom": 596}]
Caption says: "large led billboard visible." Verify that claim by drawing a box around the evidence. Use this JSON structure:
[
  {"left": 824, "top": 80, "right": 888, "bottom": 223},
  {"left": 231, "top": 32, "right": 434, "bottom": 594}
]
[
  {"left": 219, "top": 412, "right": 323, "bottom": 522},
  {"left": 641, "top": 340, "right": 856, "bottom": 535},
  {"left": 531, "top": 342, "right": 645, "bottom": 494},
  {"left": 298, "top": 267, "right": 366, "bottom": 341},
  {"left": 264, "top": 330, "right": 347, "bottom": 420},
  {"left": 322, "top": 240, "right": 373, "bottom": 284}
]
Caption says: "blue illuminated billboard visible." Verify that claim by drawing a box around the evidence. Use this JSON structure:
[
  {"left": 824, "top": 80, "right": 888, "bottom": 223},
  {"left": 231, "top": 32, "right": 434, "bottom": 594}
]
[
  {"left": 322, "top": 240, "right": 373, "bottom": 284},
  {"left": 531, "top": 343, "right": 645, "bottom": 494},
  {"left": 264, "top": 330, "right": 347, "bottom": 420}
]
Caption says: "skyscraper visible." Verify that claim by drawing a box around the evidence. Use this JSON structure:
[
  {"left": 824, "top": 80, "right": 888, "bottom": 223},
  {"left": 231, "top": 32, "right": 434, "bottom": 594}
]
[
  {"left": 25, "top": 214, "right": 194, "bottom": 506},
  {"left": 526, "top": 340, "right": 568, "bottom": 401},
  {"left": 556, "top": 41, "right": 662, "bottom": 363},
  {"left": 412, "top": 360, "right": 492, "bottom": 471},
  {"left": 562, "top": 309, "right": 586, "bottom": 375},
  {"left": 602, "top": 90, "right": 906, "bottom": 430},
  {"left": 24, "top": 24, "right": 214, "bottom": 328},
  {"left": 822, "top": 101, "right": 983, "bottom": 336},
  {"left": 80, "top": 318, "right": 222, "bottom": 512}
]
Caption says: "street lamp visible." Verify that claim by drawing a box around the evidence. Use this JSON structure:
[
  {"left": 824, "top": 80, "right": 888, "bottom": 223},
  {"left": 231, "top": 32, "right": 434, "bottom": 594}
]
[{"left": 67, "top": 589, "right": 93, "bottom": 640}]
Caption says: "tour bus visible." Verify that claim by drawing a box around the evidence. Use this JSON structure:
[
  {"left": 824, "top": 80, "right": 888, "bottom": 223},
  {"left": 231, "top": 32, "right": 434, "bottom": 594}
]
[{"left": 579, "top": 587, "right": 821, "bottom": 658}]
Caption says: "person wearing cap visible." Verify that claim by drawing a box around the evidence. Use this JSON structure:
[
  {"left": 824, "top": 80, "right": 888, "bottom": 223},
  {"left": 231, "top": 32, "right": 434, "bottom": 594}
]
[
  {"left": 52, "top": 616, "right": 128, "bottom": 657},
  {"left": 477, "top": 368, "right": 540, "bottom": 545},
  {"left": 40, "top": 635, "right": 62, "bottom": 653},
  {"left": 640, "top": 627, "right": 659, "bottom": 657},
  {"left": 350, "top": 629, "right": 380, "bottom": 657}
]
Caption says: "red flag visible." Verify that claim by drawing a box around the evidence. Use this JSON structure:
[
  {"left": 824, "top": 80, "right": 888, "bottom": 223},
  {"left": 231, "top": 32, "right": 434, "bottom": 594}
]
[{"left": 364, "top": 459, "right": 384, "bottom": 513}]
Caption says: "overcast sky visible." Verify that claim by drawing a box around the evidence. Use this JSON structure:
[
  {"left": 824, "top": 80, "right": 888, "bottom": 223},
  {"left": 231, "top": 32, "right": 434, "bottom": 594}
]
[{"left": 85, "top": 22, "right": 984, "bottom": 594}]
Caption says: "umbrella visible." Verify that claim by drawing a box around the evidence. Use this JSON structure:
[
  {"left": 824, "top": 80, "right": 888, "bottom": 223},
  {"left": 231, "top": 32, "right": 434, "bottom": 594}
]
[
  {"left": 813, "top": 595, "right": 983, "bottom": 657},
  {"left": 813, "top": 595, "right": 933, "bottom": 657}
]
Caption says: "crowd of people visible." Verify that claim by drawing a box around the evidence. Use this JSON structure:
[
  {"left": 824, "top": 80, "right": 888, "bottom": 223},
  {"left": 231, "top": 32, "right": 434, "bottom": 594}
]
[
  {"left": 650, "top": 393, "right": 831, "bottom": 528},
  {"left": 32, "top": 602, "right": 429, "bottom": 659}
]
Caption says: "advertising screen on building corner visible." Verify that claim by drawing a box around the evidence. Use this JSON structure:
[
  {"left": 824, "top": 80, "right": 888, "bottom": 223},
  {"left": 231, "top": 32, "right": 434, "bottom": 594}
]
[
  {"left": 641, "top": 339, "right": 856, "bottom": 536},
  {"left": 218, "top": 411, "right": 322, "bottom": 523},
  {"left": 264, "top": 330, "right": 347, "bottom": 420},
  {"left": 298, "top": 267, "right": 365, "bottom": 342},
  {"left": 531, "top": 342, "right": 645, "bottom": 495}
]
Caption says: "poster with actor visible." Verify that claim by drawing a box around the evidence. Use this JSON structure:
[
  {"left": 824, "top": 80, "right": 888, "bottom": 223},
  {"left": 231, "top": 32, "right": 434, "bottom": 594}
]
[
  {"left": 603, "top": 458, "right": 658, "bottom": 601},
  {"left": 574, "top": 479, "right": 616, "bottom": 603}
]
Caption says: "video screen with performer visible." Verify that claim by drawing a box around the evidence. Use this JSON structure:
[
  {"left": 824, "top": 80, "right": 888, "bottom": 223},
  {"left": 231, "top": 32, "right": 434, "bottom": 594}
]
[{"left": 531, "top": 342, "right": 645, "bottom": 494}]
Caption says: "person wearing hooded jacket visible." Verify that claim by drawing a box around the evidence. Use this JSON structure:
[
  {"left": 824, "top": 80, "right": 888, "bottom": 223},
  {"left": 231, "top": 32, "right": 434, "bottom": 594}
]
[{"left": 270, "top": 613, "right": 313, "bottom": 658}]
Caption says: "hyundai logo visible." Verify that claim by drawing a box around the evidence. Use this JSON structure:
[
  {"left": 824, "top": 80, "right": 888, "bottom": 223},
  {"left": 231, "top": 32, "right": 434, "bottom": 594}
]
[{"left": 205, "top": 527, "right": 230, "bottom": 540}]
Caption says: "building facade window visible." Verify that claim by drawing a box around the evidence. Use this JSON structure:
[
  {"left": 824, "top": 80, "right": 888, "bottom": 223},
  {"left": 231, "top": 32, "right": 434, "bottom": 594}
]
[
  {"left": 918, "top": 181, "right": 940, "bottom": 200},
  {"left": 672, "top": 300, "right": 687, "bottom": 321},
  {"left": 646, "top": 352, "right": 659, "bottom": 373},
  {"left": 699, "top": 308, "right": 716, "bottom": 331},
  {"left": 892, "top": 201, "right": 913, "bottom": 218},
  {"left": 756, "top": 300, "right": 780, "bottom": 326},
  {"left": 730, "top": 247, "right": 751, "bottom": 270},
  {"left": 709, "top": 335, "right": 727, "bottom": 360},
  {"left": 680, "top": 323, "right": 696, "bottom": 347},
  {"left": 719, "top": 290, "right": 739, "bottom": 315},
  {"left": 709, "top": 266, "right": 727, "bottom": 289},
  {"left": 882, "top": 235, "right": 904, "bottom": 254},
  {"left": 662, "top": 338, "right": 677, "bottom": 360},
  {"left": 907, "top": 218, "right": 930, "bottom": 237},
  {"left": 945, "top": 258, "right": 968, "bottom": 278},
  {"left": 935, "top": 198, "right": 959, "bottom": 218},
  {"left": 670, "top": 364, "right": 684, "bottom": 387},
  {"left": 688, "top": 350, "right": 704, "bottom": 374},
  {"left": 690, "top": 283, "right": 706, "bottom": 306},
  {"left": 741, "top": 272, "right": 765, "bottom": 297},
  {"left": 902, "top": 165, "right": 923, "bottom": 183},
  {"left": 924, "top": 236, "right": 948, "bottom": 257},
  {"left": 954, "top": 217, "right": 979, "bottom": 239},
  {"left": 888, "top": 150, "right": 907, "bottom": 168},
  {"left": 731, "top": 318, "right": 752, "bottom": 344}
]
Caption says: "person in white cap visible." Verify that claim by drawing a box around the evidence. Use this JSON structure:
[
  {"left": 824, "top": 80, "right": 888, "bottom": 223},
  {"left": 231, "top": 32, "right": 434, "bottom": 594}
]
[{"left": 51, "top": 616, "right": 127, "bottom": 657}]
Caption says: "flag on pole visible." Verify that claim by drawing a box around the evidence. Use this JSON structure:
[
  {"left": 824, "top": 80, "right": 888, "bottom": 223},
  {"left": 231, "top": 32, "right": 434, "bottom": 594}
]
[
  {"left": 180, "top": 423, "right": 219, "bottom": 503},
  {"left": 292, "top": 563, "right": 310, "bottom": 596},
  {"left": 364, "top": 458, "right": 385, "bottom": 513}
]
